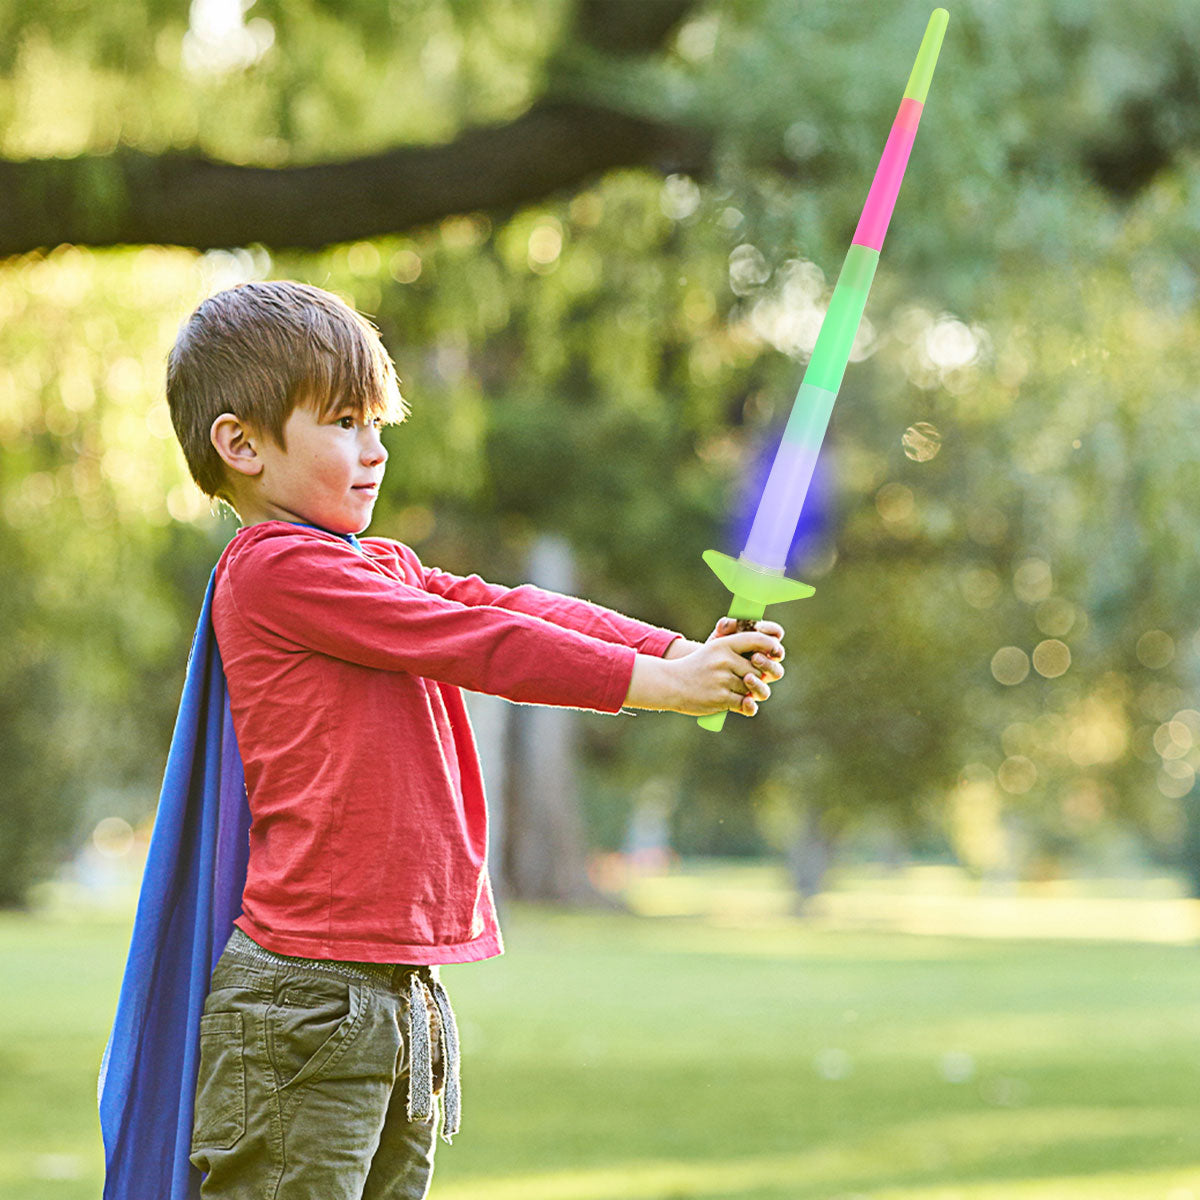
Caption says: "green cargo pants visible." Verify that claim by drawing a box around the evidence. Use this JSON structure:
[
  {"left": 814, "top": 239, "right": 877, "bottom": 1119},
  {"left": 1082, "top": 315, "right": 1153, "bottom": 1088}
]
[{"left": 189, "top": 927, "right": 459, "bottom": 1200}]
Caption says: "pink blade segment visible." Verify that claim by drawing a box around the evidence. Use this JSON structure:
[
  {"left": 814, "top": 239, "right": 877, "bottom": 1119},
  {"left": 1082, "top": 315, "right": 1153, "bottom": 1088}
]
[{"left": 851, "top": 97, "right": 924, "bottom": 251}]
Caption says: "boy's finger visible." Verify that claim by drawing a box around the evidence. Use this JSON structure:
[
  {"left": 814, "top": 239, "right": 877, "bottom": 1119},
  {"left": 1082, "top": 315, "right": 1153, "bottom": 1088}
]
[
  {"left": 717, "top": 619, "right": 785, "bottom": 659},
  {"left": 752, "top": 654, "right": 785, "bottom": 681},
  {"left": 727, "top": 633, "right": 784, "bottom": 660},
  {"left": 708, "top": 619, "right": 733, "bottom": 642}
]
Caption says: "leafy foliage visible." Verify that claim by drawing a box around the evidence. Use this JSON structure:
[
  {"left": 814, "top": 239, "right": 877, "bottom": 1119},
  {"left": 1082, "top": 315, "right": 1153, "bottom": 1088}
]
[{"left": 2, "top": 0, "right": 1199, "bottom": 901}]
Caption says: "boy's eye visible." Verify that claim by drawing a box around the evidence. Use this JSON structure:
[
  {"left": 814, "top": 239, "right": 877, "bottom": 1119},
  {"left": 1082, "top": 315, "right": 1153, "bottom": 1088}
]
[{"left": 337, "top": 416, "right": 356, "bottom": 429}]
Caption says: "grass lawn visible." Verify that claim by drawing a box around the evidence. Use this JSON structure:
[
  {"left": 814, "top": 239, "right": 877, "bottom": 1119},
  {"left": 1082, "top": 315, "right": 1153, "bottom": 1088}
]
[{"left": 3, "top": 864, "right": 1200, "bottom": 1199}]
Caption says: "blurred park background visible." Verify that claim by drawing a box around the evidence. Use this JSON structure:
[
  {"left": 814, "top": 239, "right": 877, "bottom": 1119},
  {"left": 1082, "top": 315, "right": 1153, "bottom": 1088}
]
[{"left": 4, "top": 0, "right": 1200, "bottom": 1195}]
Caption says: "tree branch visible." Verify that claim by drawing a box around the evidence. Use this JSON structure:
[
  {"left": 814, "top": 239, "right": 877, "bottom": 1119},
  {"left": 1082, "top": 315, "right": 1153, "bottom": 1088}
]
[
  {"left": 572, "top": 0, "right": 697, "bottom": 55},
  {"left": 0, "top": 101, "right": 711, "bottom": 256},
  {"left": 0, "top": 0, "right": 708, "bottom": 258}
]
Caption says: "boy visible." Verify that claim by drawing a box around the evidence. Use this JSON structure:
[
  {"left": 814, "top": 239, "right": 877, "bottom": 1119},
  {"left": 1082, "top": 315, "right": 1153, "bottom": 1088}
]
[{"left": 118, "top": 280, "right": 785, "bottom": 1200}]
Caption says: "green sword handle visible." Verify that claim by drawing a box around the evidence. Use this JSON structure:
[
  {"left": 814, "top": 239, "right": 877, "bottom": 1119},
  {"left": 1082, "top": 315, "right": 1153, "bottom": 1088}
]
[{"left": 696, "top": 550, "right": 815, "bottom": 732}]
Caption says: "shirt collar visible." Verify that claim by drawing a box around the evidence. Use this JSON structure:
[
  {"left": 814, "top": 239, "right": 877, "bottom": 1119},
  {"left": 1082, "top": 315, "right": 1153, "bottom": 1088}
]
[{"left": 290, "top": 522, "right": 364, "bottom": 552}]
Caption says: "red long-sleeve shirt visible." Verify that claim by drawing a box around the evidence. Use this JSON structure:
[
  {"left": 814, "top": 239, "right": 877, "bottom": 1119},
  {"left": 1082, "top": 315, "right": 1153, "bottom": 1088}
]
[{"left": 212, "top": 521, "right": 682, "bottom": 964}]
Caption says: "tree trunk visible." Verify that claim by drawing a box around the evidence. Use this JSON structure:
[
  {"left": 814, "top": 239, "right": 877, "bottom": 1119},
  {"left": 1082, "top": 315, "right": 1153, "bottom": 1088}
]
[
  {"left": 786, "top": 805, "right": 835, "bottom": 914},
  {"left": 501, "top": 534, "right": 598, "bottom": 903},
  {"left": 1179, "top": 795, "right": 1200, "bottom": 899},
  {"left": 460, "top": 688, "right": 511, "bottom": 897},
  {"left": 1177, "top": 655, "right": 1200, "bottom": 897}
]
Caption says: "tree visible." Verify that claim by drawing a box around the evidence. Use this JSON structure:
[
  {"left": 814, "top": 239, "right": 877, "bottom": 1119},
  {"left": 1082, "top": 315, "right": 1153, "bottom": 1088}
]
[{"left": 3, "top": 0, "right": 1200, "bottom": 908}]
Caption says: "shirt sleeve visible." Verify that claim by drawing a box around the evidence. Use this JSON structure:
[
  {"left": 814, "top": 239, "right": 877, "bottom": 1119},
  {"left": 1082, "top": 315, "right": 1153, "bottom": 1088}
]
[
  {"left": 391, "top": 545, "right": 683, "bottom": 659},
  {"left": 223, "top": 532, "right": 637, "bottom": 713}
]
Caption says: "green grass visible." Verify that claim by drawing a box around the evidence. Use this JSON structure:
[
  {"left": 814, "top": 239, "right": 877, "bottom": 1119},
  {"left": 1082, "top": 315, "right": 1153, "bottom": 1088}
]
[{"left": 5, "top": 867, "right": 1200, "bottom": 1199}]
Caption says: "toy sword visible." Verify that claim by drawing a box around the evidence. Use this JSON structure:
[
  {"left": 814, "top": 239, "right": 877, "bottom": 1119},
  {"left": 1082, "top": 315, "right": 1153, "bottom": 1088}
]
[{"left": 699, "top": 8, "right": 949, "bottom": 732}]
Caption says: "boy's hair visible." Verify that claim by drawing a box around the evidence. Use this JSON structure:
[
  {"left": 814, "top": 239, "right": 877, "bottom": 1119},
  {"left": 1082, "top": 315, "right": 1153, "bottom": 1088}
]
[{"left": 166, "top": 280, "right": 407, "bottom": 501}]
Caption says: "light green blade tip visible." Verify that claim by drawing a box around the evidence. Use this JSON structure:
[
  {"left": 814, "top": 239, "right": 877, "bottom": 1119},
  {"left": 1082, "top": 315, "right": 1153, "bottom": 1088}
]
[{"left": 903, "top": 8, "right": 949, "bottom": 104}]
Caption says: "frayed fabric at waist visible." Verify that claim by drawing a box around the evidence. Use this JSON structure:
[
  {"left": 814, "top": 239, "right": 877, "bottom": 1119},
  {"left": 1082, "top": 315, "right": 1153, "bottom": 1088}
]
[{"left": 223, "top": 926, "right": 432, "bottom": 992}]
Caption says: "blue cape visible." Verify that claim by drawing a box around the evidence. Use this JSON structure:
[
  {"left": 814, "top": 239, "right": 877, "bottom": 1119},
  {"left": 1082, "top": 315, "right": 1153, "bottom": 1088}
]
[
  {"left": 97, "top": 567, "right": 249, "bottom": 1200},
  {"left": 97, "top": 527, "right": 362, "bottom": 1198}
]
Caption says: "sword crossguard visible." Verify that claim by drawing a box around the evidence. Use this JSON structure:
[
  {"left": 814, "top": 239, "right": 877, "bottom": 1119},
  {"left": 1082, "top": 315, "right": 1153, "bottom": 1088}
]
[{"left": 696, "top": 550, "right": 815, "bottom": 733}]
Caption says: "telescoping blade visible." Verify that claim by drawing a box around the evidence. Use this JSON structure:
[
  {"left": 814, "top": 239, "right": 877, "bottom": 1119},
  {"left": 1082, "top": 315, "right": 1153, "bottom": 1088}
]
[{"left": 698, "top": 9, "right": 948, "bottom": 733}]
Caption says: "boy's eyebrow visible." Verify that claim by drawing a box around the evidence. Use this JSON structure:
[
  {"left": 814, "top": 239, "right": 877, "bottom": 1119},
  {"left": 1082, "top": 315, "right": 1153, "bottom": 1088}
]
[{"left": 329, "top": 407, "right": 387, "bottom": 425}]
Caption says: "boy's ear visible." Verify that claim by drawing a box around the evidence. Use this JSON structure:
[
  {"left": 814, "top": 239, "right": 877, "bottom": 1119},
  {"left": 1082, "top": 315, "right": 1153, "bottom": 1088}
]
[{"left": 210, "top": 412, "right": 264, "bottom": 478}]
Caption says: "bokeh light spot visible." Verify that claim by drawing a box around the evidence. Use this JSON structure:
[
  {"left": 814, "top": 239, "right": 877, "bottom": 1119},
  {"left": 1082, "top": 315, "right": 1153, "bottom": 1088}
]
[
  {"left": 875, "top": 482, "right": 914, "bottom": 523},
  {"left": 959, "top": 566, "right": 1000, "bottom": 610},
  {"left": 991, "top": 646, "right": 1030, "bottom": 686},
  {"left": 93, "top": 816, "right": 135, "bottom": 859},
  {"left": 661, "top": 174, "right": 701, "bottom": 221},
  {"left": 814, "top": 1047, "right": 851, "bottom": 1081},
  {"left": 1035, "top": 597, "right": 1076, "bottom": 637},
  {"left": 939, "top": 1051, "right": 976, "bottom": 1083},
  {"left": 901, "top": 421, "right": 942, "bottom": 462},
  {"left": 389, "top": 249, "right": 422, "bottom": 284},
  {"left": 1158, "top": 762, "right": 1195, "bottom": 799},
  {"left": 347, "top": 242, "right": 382, "bottom": 277},
  {"left": 528, "top": 220, "right": 563, "bottom": 272},
  {"left": 1013, "top": 558, "right": 1052, "bottom": 604},
  {"left": 1137, "top": 629, "right": 1175, "bottom": 669},
  {"left": 924, "top": 317, "right": 979, "bottom": 370},
  {"left": 1032, "top": 639, "right": 1071, "bottom": 678},
  {"left": 998, "top": 755, "right": 1037, "bottom": 794},
  {"left": 729, "top": 244, "right": 770, "bottom": 296},
  {"left": 1154, "top": 720, "right": 1193, "bottom": 759}
]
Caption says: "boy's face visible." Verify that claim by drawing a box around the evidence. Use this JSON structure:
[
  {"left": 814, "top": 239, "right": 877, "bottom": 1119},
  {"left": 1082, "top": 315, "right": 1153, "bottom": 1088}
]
[{"left": 238, "top": 402, "right": 388, "bottom": 534}]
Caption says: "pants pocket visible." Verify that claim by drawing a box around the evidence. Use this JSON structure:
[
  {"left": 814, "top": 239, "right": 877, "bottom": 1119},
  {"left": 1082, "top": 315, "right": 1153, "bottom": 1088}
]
[
  {"left": 267, "top": 977, "right": 363, "bottom": 1091},
  {"left": 191, "top": 1011, "right": 246, "bottom": 1151}
]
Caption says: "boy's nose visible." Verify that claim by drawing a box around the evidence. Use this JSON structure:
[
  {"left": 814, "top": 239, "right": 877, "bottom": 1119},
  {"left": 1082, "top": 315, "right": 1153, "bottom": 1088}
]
[{"left": 363, "top": 433, "right": 388, "bottom": 466}]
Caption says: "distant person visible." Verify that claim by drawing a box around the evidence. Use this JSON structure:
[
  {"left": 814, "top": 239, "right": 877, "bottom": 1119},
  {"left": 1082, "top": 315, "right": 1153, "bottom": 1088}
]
[{"left": 98, "top": 280, "right": 785, "bottom": 1200}]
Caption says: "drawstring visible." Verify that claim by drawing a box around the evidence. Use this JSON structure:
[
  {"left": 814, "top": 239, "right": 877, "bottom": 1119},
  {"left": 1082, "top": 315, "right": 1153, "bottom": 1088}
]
[{"left": 403, "top": 968, "right": 461, "bottom": 1144}]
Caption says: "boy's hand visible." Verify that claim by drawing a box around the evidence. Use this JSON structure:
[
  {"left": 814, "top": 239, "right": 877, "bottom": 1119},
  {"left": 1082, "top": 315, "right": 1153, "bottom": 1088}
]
[
  {"left": 709, "top": 616, "right": 786, "bottom": 716},
  {"left": 674, "top": 625, "right": 785, "bottom": 716},
  {"left": 628, "top": 624, "right": 785, "bottom": 717},
  {"left": 680, "top": 616, "right": 787, "bottom": 688},
  {"left": 708, "top": 616, "right": 786, "bottom": 661}
]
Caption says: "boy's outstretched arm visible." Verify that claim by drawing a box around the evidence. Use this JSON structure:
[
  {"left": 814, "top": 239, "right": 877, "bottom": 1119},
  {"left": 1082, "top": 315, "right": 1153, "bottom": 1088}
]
[{"left": 411, "top": 554, "right": 681, "bottom": 657}]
